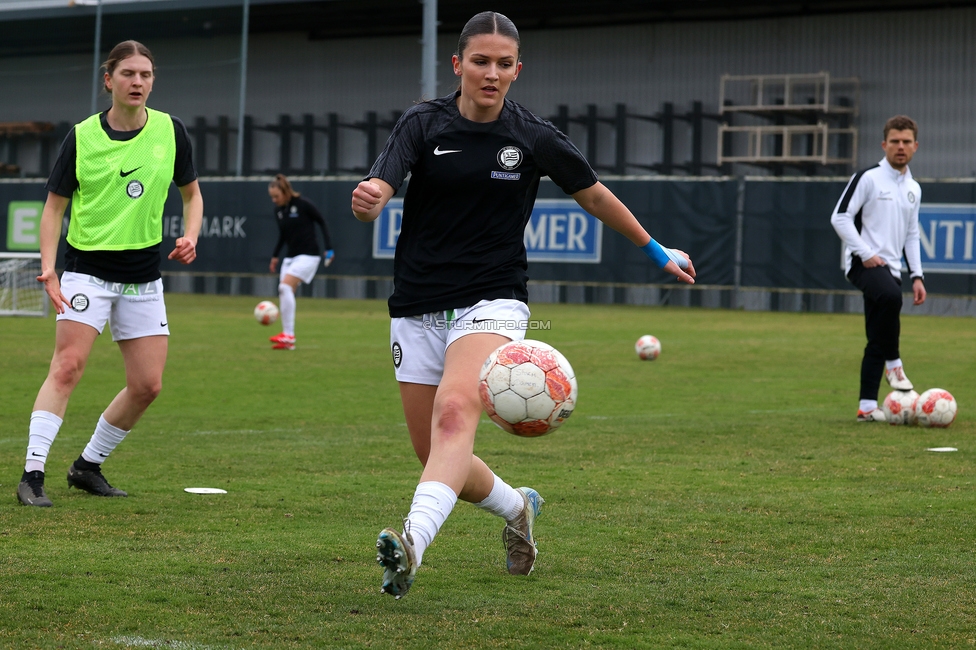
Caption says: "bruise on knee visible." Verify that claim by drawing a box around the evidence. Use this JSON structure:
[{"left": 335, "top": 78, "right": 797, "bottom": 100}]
[{"left": 433, "top": 397, "right": 474, "bottom": 441}]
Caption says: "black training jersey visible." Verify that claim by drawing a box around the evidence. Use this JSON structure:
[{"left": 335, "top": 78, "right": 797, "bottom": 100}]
[
  {"left": 45, "top": 112, "right": 197, "bottom": 283},
  {"left": 367, "top": 92, "right": 598, "bottom": 318},
  {"left": 272, "top": 195, "right": 332, "bottom": 258}
]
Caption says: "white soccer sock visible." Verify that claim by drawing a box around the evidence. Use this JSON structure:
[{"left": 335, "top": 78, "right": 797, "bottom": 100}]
[
  {"left": 25, "top": 411, "right": 63, "bottom": 473},
  {"left": 885, "top": 358, "right": 903, "bottom": 370},
  {"left": 81, "top": 414, "right": 129, "bottom": 465},
  {"left": 278, "top": 284, "right": 296, "bottom": 337},
  {"left": 474, "top": 474, "right": 524, "bottom": 523},
  {"left": 406, "top": 481, "right": 458, "bottom": 566},
  {"left": 860, "top": 399, "right": 878, "bottom": 413}
]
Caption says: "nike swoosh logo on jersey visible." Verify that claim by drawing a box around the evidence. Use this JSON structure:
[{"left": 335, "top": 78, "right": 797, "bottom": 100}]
[
  {"left": 433, "top": 146, "right": 462, "bottom": 156},
  {"left": 120, "top": 167, "right": 142, "bottom": 177}
]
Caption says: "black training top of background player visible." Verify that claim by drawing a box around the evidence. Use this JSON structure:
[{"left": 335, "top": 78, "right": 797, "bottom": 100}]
[
  {"left": 367, "top": 92, "right": 598, "bottom": 318},
  {"left": 45, "top": 112, "right": 198, "bottom": 284},
  {"left": 271, "top": 195, "right": 333, "bottom": 259}
]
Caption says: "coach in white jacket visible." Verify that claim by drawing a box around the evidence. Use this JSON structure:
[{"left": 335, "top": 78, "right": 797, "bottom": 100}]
[{"left": 830, "top": 115, "right": 927, "bottom": 423}]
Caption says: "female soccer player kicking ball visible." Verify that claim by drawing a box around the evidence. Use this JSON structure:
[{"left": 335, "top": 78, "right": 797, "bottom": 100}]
[{"left": 351, "top": 11, "right": 694, "bottom": 598}]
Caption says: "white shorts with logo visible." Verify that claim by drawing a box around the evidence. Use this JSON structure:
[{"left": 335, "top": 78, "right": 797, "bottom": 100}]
[
  {"left": 390, "top": 299, "right": 530, "bottom": 385},
  {"left": 280, "top": 254, "right": 321, "bottom": 285},
  {"left": 57, "top": 272, "right": 169, "bottom": 342}
]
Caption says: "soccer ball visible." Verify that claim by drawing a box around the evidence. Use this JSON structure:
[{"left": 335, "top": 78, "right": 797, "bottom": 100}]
[
  {"left": 635, "top": 334, "right": 661, "bottom": 360},
  {"left": 254, "top": 300, "right": 279, "bottom": 326},
  {"left": 882, "top": 390, "right": 919, "bottom": 425},
  {"left": 914, "top": 388, "right": 957, "bottom": 428},
  {"left": 478, "top": 339, "right": 578, "bottom": 437}
]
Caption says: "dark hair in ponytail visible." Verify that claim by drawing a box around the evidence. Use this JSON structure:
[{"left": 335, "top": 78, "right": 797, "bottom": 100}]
[{"left": 455, "top": 11, "right": 520, "bottom": 60}]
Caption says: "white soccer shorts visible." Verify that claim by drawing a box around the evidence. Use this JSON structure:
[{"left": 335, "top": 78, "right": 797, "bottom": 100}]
[
  {"left": 280, "top": 254, "right": 321, "bottom": 285},
  {"left": 57, "top": 272, "right": 169, "bottom": 341},
  {"left": 390, "top": 299, "right": 530, "bottom": 385}
]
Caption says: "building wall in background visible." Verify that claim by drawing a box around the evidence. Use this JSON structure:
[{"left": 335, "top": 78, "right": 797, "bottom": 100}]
[{"left": 0, "top": 6, "right": 973, "bottom": 178}]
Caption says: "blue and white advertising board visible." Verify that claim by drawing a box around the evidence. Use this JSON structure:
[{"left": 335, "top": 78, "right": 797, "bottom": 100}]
[
  {"left": 372, "top": 198, "right": 603, "bottom": 263},
  {"left": 918, "top": 204, "right": 976, "bottom": 274}
]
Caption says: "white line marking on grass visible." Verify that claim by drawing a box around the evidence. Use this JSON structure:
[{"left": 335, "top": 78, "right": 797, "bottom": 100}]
[
  {"left": 188, "top": 428, "right": 305, "bottom": 436},
  {"left": 747, "top": 408, "right": 820, "bottom": 414},
  {"left": 107, "top": 636, "right": 226, "bottom": 649}
]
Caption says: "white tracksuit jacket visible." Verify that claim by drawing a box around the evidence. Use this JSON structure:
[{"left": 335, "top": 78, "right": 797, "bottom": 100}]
[{"left": 830, "top": 157, "right": 924, "bottom": 281}]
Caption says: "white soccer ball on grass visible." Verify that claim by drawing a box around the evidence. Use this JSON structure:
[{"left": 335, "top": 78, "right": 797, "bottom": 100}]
[
  {"left": 635, "top": 335, "right": 661, "bottom": 360},
  {"left": 882, "top": 390, "right": 919, "bottom": 425},
  {"left": 914, "top": 388, "right": 957, "bottom": 428}
]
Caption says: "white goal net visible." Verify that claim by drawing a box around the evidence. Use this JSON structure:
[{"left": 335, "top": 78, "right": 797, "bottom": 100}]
[{"left": 0, "top": 252, "right": 49, "bottom": 317}]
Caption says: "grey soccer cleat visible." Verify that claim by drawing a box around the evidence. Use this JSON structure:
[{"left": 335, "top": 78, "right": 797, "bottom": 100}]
[
  {"left": 376, "top": 525, "right": 417, "bottom": 599},
  {"left": 17, "top": 470, "right": 53, "bottom": 507},
  {"left": 67, "top": 464, "right": 128, "bottom": 497},
  {"left": 504, "top": 487, "right": 544, "bottom": 575}
]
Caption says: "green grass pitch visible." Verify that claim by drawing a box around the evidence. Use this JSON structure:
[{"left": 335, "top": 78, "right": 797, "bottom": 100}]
[{"left": 1, "top": 294, "right": 974, "bottom": 649}]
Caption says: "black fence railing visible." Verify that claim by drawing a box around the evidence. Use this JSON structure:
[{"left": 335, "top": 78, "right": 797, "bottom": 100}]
[{"left": 0, "top": 102, "right": 723, "bottom": 178}]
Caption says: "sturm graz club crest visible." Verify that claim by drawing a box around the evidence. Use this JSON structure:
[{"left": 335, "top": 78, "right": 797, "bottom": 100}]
[
  {"left": 126, "top": 180, "right": 144, "bottom": 199},
  {"left": 70, "top": 294, "right": 90, "bottom": 312},
  {"left": 908, "top": 191, "right": 916, "bottom": 204},
  {"left": 497, "top": 146, "right": 522, "bottom": 170},
  {"left": 392, "top": 341, "right": 403, "bottom": 368}
]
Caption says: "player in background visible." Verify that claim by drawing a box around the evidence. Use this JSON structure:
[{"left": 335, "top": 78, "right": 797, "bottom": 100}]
[
  {"left": 267, "top": 174, "right": 334, "bottom": 350},
  {"left": 830, "top": 115, "right": 926, "bottom": 422},
  {"left": 351, "top": 11, "right": 695, "bottom": 599},
  {"left": 17, "top": 40, "right": 202, "bottom": 507}
]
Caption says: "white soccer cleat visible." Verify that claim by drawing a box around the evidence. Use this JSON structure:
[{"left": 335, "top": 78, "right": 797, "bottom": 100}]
[
  {"left": 856, "top": 408, "right": 886, "bottom": 423},
  {"left": 884, "top": 366, "right": 913, "bottom": 391}
]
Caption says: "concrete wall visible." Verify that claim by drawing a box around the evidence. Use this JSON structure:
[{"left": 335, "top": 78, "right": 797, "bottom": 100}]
[{"left": 1, "top": 6, "right": 974, "bottom": 177}]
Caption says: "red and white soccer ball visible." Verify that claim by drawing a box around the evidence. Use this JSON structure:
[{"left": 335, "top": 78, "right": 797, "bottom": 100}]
[
  {"left": 914, "top": 388, "right": 957, "bottom": 428},
  {"left": 479, "top": 339, "right": 578, "bottom": 437},
  {"left": 882, "top": 390, "right": 919, "bottom": 426},
  {"left": 635, "top": 334, "right": 661, "bottom": 361},
  {"left": 254, "top": 300, "right": 279, "bottom": 326}
]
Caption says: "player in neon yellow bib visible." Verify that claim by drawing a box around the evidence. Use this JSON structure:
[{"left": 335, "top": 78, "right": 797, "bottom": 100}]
[
  {"left": 69, "top": 106, "right": 176, "bottom": 251},
  {"left": 17, "top": 41, "right": 203, "bottom": 507}
]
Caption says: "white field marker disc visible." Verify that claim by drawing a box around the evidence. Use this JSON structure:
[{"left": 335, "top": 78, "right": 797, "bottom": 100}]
[
  {"left": 925, "top": 447, "right": 958, "bottom": 453},
  {"left": 184, "top": 487, "right": 228, "bottom": 494}
]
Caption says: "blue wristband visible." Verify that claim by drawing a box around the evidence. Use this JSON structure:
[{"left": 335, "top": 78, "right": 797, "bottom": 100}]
[
  {"left": 641, "top": 239, "right": 689, "bottom": 270},
  {"left": 641, "top": 239, "right": 671, "bottom": 268}
]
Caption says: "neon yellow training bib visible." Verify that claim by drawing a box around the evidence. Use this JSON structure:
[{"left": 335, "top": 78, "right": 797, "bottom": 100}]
[{"left": 68, "top": 107, "right": 176, "bottom": 251}]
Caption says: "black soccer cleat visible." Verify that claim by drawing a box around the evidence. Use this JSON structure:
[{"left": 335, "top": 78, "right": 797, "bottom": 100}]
[
  {"left": 17, "top": 470, "right": 53, "bottom": 507},
  {"left": 67, "top": 464, "right": 128, "bottom": 497}
]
